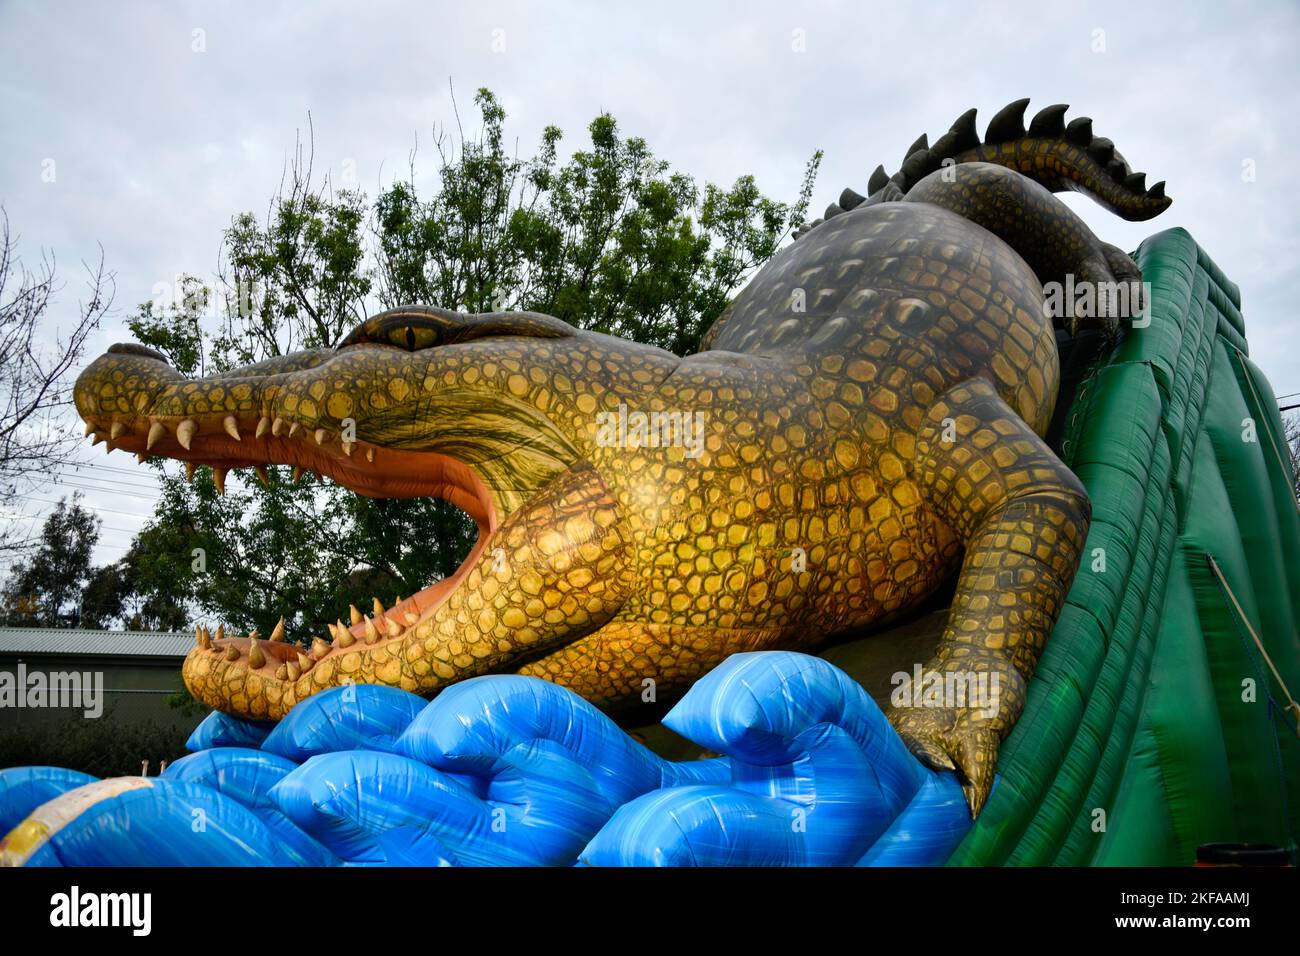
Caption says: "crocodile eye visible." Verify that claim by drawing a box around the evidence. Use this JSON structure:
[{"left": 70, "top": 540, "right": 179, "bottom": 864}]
[{"left": 405, "top": 326, "right": 417, "bottom": 350}]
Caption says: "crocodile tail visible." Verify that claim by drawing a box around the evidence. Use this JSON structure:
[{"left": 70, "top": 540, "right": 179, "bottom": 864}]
[{"left": 798, "top": 98, "right": 1171, "bottom": 238}]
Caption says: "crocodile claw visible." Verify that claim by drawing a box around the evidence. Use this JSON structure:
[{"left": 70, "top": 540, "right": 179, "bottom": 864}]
[{"left": 889, "top": 706, "right": 1001, "bottom": 818}]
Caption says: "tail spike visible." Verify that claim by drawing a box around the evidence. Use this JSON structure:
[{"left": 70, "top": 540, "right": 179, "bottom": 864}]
[
  {"left": 1065, "top": 116, "right": 1093, "bottom": 146},
  {"left": 984, "top": 97, "right": 1030, "bottom": 144},
  {"left": 1028, "top": 103, "right": 1068, "bottom": 137},
  {"left": 867, "top": 164, "right": 890, "bottom": 194},
  {"left": 948, "top": 107, "right": 980, "bottom": 152}
]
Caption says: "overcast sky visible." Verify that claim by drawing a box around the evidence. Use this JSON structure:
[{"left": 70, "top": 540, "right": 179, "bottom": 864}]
[{"left": 1, "top": 0, "right": 1297, "bottom": 573}]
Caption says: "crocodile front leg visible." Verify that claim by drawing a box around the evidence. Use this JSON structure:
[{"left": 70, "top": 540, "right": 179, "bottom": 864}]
[
  {"left": 889, "top": 378, "right": 1090, "bottom": 815},
  {"left": 184, "top": 460, "right": 636, "bottom": 719}
]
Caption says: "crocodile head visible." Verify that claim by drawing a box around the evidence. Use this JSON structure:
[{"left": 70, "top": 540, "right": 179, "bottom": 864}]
[{"left": 74, "top": 306, "right": 678, "bottom": 719}]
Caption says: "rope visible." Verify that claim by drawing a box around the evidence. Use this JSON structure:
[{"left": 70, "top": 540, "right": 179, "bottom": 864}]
[
  {"left": 1205, "top": 552, "right": 1300, "bottom": 737},
  {"left": 1233, "top": 347, "right": 1300, "bottom": 513}
]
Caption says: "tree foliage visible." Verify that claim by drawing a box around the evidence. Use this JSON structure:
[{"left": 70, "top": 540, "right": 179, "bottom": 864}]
[{"left": 1, "top": 495, "right": 99, "bottom": 626}]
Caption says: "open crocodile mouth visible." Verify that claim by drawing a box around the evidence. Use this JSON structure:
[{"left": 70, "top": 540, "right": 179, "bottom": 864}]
[{"left": 83, "top": 392, "right": 502, "bottom": 674}]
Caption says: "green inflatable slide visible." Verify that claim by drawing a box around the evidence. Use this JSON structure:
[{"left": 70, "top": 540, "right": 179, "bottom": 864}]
[{"left": 951, "top": 227, "right": 1300, "bottom": 865}]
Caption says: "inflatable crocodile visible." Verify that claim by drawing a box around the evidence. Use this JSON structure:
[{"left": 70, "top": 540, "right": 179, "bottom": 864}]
[{"left": 74, "top": 99, "right": 1173, "bottom": 815}]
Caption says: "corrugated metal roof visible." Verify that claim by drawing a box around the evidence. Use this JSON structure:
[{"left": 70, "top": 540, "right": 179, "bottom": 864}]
[{"left": 0, "top": 627, "right": 192, "bottom": 658}]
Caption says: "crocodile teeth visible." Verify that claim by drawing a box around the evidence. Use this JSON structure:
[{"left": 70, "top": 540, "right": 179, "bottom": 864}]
[
  {"left": 176, "top": 419, "right": 197, "bottom": 450},
  {"left": 84, "top": 421, "right": 95, "bottom": 437},
  {"left": 286, "top": 661, "right": 301, "bottom": 681},
  {"left": 110, "top": 421, "right": 126, "bottom": 441},
  {"left": 194, "top": 626, "right": 209, "bottom": 649},
  {"left": 215, "top": 623, "right": 225, "bottom": 642},
  {"left": 292, "top": 466, "right": 304, "bottom": 484},
  {"left": 403, "top": 612, "right": 419, "bottom": 626},
  {"left": 225, "top": 646, "right": 241, "bottom": 661},
  {"left": 342, "top": 441, "right": 354, "bottom": 457},
  {"left": 254, "top": 465, "right": 270, "bottom": 486},
  {"left": 334, "top": 621, "right": 356, "bottom": 648},
  {"left": 296, "top": 651, "right": 314, "bottom": 672},
  {"left": 314, "top": 428, "right": 327, "bottom": 445},
  {"left": 349, "top": 604, "right": 363, "bottom": 626},
  {"left": 269, "top": 617, "right": 285, "bottom": 642},
  {"left": 311, "top": 637, "right": 331, "bottom": 659},
  {"left": 91, "top": 433, "right": 105, "bottom": 446},
  {"left": 271, "top": 417, "right": 285, "bottom": 436},
  {"left": 212, "top": 467, "right": 227, "bottom": 496},
  {"left": 372, "top": 597, "right": 385, "bottom": 616},
  {"left": 364, "top": 618, "right": 380, "bottom": 644},
  {"left": 385, "top": 618, "right": 402, "bottom": 637},
  {"left": 255, "top": 416, "right": 271, "bottom": 438},
  {"left": 288, "top": 422, "right": 301, "bottom": 438},
  {"left": 366, "top": 448, "right": 375, "bottom": 462},
  {"left": 248, "top": 637, "right": 266, "bottom": 669},
  {"left": 222, "top": 415, "right": 241, "bottom": 441},
  {"left": 185, "top": 461, "right": 196, "bottom": 483},
  {"left": 146, "top": 421, "right": 166, "bottom": 449},
  {"left": 276, "top": 663, "right": 289, "bottom": 680}
]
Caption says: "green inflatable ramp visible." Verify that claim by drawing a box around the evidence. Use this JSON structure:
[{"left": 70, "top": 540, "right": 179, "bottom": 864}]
[{"left": 949, "top": 227, "right": 1300, "bottom": 866}]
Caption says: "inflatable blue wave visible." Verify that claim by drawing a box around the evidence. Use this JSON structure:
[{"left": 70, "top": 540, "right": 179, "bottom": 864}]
[{"left": 0, "top": 652, "right": 974, "bottom": 866}]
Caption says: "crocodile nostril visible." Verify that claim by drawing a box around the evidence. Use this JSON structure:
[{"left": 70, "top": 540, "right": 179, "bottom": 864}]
[{"left": 106, "top": 342, "right": 170, "bottom": 364}]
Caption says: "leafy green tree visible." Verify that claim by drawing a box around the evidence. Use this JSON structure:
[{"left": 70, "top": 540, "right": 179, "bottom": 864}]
[
  {"left": 119, "top": 87, "right": 820, "bottom": 645},
  {"left": 1, "top": 494, "right": 99, "bottom": 626}
]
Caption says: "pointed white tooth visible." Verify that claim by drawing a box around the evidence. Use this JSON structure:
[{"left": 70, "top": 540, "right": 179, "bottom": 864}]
[
  {"left": 222, "top": 415, "right": 241, "bottom": 441},
  {"left": 269, "top": 617, "right": 286, "bottom": 642},
  {"left": 366, "top": 448, "right": 375, "bottom": 462},
  {"left": 212, "top": 467, "right": 227, "bottom": 496},
  {"left": 176, "top": 418, "right": 197, "bottom": 450},
  {"left": 255, "top": 416, "right": 271, "bottom": 438},
  {"left": 146, "top": 421, "right": 166, "bottom": 449},
  {"left": 288, "top": 422, "right": 301, "bottom": 438},
  {"left": 385, "top": 618, "right": 402, "bottom": 637},
  {"left": 271, "top": 417, "right": 285, "bottom": 436},
  {"left": 110, "top": 421, "right": 126, "bottom": 441},
  {"left": 314, "top": 428, "right": 327, "bottom": 445},
  {"left": 342, "top": 441, "right": 354, "bottom": 457},
  {"left": 84, "top": 421, "right": 95, "bottom": 437}
]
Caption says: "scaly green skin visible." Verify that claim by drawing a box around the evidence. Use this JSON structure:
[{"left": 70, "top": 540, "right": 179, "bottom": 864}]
[{"left": 74, "top": 100, "right": 1169, "bottom": 813}]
